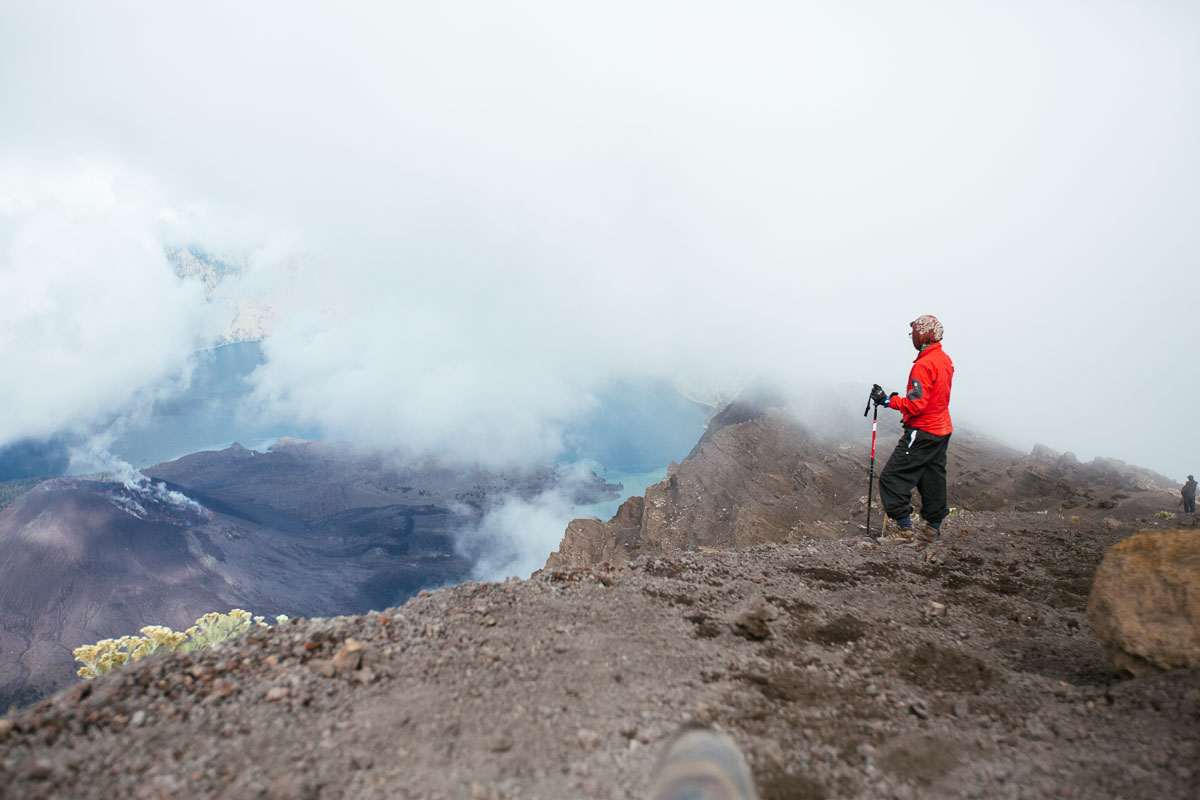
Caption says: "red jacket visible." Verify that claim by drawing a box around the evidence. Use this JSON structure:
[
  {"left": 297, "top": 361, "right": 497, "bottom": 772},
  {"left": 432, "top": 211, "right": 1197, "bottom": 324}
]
[{"left": 888, "top": 342, "right": 954, "bottom": 435}]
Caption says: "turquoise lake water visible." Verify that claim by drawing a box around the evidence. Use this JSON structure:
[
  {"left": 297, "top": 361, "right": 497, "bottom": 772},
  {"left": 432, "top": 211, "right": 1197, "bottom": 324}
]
[{"left": 574, "top": 466, "right": 669, "bottom": 522}]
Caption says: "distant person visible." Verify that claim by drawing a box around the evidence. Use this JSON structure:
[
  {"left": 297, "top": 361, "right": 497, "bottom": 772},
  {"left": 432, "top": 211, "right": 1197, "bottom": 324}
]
[
  {"left": 870, "top": 315, "right": 954, "bottom": 543},
  {"left": 1183, "top": 475, "right": 1197, "bottom": 514}
]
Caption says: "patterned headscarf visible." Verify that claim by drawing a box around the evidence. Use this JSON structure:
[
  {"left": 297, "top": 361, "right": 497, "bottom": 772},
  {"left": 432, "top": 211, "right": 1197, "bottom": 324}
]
[{"left": 911, "top": 315, "right": 944, "bottom": 349}]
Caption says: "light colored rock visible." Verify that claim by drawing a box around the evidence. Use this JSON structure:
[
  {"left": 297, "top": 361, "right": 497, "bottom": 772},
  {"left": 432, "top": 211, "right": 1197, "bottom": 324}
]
[
  {"left": 332, "top": 638, "right": 364, "bottom": 673},
  {"left": 1087, "top": 530, "right": 1200, "bottom": 675}
]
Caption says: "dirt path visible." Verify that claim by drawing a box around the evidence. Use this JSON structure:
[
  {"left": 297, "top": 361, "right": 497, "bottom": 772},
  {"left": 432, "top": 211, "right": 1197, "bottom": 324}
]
[{"left": 2, "top": 512, "right": 1197, "bottom": 799}]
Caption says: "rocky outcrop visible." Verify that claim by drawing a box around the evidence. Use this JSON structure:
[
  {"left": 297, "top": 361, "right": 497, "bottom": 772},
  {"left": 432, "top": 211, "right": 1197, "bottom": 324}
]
[
  {"left": 547, "top": 408, "right": 863, "bottom": 568},
  {"left": 545, "top": 496, "right": 646, "bottom": 569},
  {"left": 547, "top": 401, "right": 1179, "bottom": 570},
  {"left": 1086, "top": 529, "right": 1200, "bottom": 675}
]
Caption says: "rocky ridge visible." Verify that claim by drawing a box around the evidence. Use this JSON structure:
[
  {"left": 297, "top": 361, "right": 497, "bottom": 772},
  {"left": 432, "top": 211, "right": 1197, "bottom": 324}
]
[
  {"left": 1, "top": 512, "right": 1197, "bottom": 799},
  {"left": 546, "top": 403, "right": 1177, "bottom": 570}
]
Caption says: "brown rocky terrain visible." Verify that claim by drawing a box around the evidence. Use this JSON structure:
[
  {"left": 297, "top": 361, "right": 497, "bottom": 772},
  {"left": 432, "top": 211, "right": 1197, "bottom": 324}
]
[
  {"left": 2, "top": 400, "right": 1194, "bottom": 798},
  {"left": 547, "top": 401, "right": 1177, "bottom": 570},
  {"left": 1, "top": 510, "right": 1197, "bottom": 799}
]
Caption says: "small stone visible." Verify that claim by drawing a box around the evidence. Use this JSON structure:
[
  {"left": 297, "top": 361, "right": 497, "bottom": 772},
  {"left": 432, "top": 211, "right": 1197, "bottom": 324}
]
[
  {"left": 635, "top": 724, "right": 665, "bottom": 744},
  {"left": 266, "top": 686, "right": 289, "bottom": 702},
  {"left": 489, "top": 734, "right": 514, "bottom": 753},
  {"left": 952, "top": 699, "right": 969, "bottom": 718},
  {"left": 332, "top": 638, "right": 364, "bottom": 673},
  {"left": 29, "top": 761, "right": 52, "bottom": 780},
  {"left": 130, "top": 710, "right": 147, "bottom": 728},
  {"left": 57, "top": 681, "right": 91, "bottom": 709},
  {"left": 925, "top": 602, "right": 947, "bottom": 618},
  {"left": 577, "top": 728, "right": 602, "bottom": 749},
  {"left": 909, "top": 699, "right": 930, "bottom": 719},
  {"left": 309, "top": 660, "right": 336, "bottom": 678},
  {"left": 731, "top": 601, "right": 777, "bottom": 641},
  {"left": 0, "top": 719, "right": 13, "bottom": 742}
]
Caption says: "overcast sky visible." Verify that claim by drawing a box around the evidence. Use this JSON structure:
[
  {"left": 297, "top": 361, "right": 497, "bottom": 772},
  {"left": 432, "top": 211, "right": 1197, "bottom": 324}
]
[{"left": 2, "top": 1, "right": 1199, "bottom": 482}]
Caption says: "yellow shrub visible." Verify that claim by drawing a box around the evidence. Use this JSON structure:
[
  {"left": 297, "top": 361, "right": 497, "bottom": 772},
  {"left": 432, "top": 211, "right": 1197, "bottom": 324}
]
[{"left": 73, "top": 610, "right": 288, "bottom": 679}]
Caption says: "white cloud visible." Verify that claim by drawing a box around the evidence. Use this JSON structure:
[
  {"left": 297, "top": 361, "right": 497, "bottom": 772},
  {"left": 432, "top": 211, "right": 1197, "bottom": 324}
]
[
  {"left": 0, "top": 2, "right": 1198, "bottom": 481},
  {"left": 457, "top": 464, "right": 602, "bottom": 580},
  {"left": 0, "top": 161, "right": 208, "bottom": 444}
]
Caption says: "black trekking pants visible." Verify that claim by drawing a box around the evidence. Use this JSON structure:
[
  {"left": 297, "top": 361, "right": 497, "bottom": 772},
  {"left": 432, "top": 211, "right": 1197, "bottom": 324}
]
[
  {"left": 1186, "top": 496, "right": 1197, "bottom": 514},
  {"left": 878, "top": 427, "right": 951, "bottom": 526}
]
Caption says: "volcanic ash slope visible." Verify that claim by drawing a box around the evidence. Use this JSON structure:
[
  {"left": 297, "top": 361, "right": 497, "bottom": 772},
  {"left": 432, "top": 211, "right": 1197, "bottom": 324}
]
[{"left": 1, "top": 512, "right": 1197, "bottom": 798}]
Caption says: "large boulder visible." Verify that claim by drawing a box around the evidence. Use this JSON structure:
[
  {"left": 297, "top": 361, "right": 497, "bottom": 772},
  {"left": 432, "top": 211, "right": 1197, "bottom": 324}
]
[{"left": 1087, "top": 530, "right": 1200, "bottom": 675}]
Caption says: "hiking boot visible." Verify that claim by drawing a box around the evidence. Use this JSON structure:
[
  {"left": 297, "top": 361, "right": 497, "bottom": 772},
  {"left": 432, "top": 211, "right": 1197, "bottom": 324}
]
[
  {"left": 647, "top": 728, "right": 759, "bottom": 800},
  {"left": 915, "top": 524, "right": 941, "bottom": 544},
  {"left": 879, "top": 518, "right": 916, "bottom": 543}
]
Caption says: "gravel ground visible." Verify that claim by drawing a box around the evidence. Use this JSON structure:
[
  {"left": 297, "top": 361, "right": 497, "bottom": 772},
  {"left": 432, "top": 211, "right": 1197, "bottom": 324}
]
[{"left": 1, "top": 511, "right": 1197, "bottom": 799}]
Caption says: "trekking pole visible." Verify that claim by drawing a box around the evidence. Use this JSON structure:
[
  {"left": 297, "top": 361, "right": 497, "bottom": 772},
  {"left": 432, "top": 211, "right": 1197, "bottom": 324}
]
[{"left": 863, "top": 391, "right": 879, "bottom": 538}]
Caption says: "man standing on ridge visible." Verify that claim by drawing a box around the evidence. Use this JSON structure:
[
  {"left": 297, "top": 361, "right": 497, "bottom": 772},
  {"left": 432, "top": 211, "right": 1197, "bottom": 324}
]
[
  {"left": 1183, "top": 475, "right": 1197, "bottom": 514},
  {"left": 870, "top": 315, "right": 954, "bottom": 543}
]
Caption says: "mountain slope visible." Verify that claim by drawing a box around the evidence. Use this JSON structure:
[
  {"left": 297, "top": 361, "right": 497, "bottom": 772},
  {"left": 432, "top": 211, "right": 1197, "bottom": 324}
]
[
  {"left": 0, "top": 441, "right": 616, "bottom": 708},
  {"left": 0, "top": 475, "right": 445, "bottom": 709}
]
